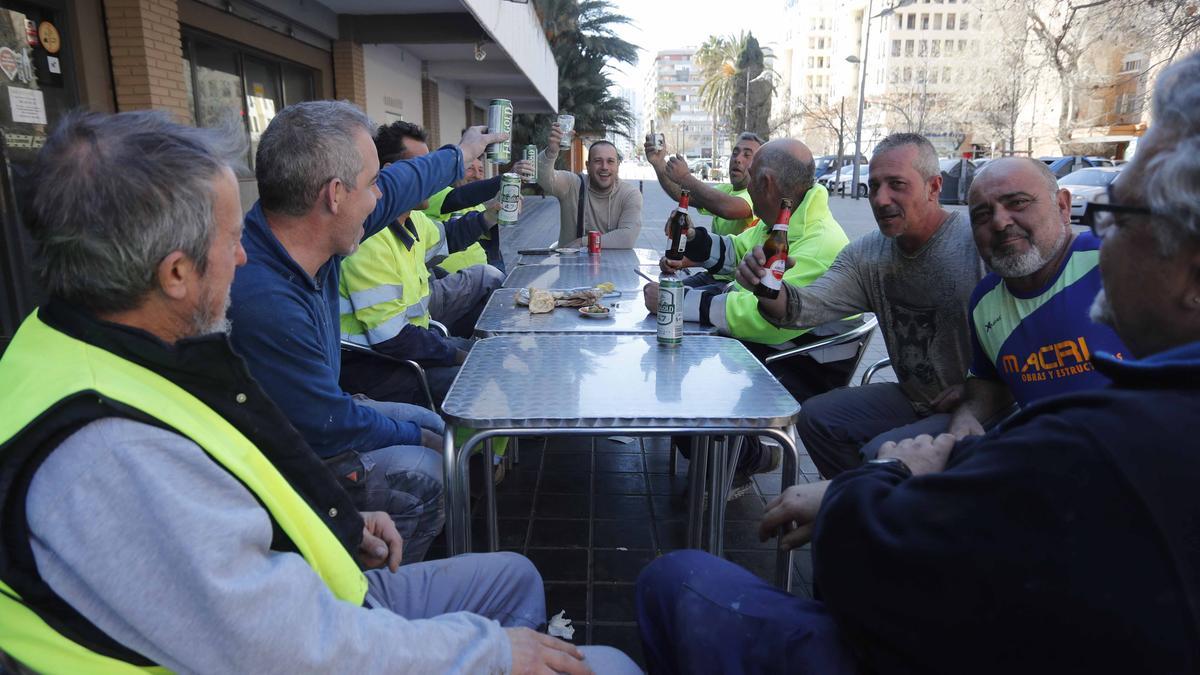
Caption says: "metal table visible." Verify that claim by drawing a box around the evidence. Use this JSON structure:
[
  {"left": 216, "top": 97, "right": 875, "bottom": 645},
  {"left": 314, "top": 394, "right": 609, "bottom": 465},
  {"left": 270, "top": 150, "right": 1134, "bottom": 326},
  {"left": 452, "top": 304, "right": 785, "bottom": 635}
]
[
  {"left": 502, "top": 262, "right": 661, "bottom": 293},
  {"left": 474, "top": 288, "right": 718, "bottom": 338},
  {"left": 441, "top": 334, "right": 802, "bottom": 588},
  {"left": 515, "top": 247, "right": 663, "bottom": 267}
]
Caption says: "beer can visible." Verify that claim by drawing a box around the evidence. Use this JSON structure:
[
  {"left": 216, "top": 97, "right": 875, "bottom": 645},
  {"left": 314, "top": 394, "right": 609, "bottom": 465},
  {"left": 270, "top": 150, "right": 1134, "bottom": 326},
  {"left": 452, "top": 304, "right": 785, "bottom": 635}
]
[
  {"left": 498, "top": 172, "right": 521, "bottom": 225},
  {"left": 486, "top": 98, "right": 513, "bottom": 164},
  {"left": 657, "top": 275, "right": 683, "bottom": 347},
  {"left": 522, "top": 144, "right": 539, "bottom": 184},
  {"left": 588, "top": 230, "right": 601, "bottom": 255}
]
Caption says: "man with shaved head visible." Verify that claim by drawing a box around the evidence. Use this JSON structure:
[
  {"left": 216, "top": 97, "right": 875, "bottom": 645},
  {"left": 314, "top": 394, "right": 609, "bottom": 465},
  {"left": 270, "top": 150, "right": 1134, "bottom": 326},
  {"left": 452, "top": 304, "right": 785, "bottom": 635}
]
[
  {"left": 643, "top": 138, "right": 855, "bottom": 496},
  {"left": 734, "top": 133, "right": 985, "bottom": 478},
  {"left": 948, "top": 157, "right": 1127, "bottom": 436}
]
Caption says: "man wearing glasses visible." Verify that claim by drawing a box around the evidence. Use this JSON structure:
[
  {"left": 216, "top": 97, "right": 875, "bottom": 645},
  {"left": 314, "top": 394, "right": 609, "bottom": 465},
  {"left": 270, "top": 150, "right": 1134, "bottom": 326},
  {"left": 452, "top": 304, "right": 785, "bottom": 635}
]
[{"left": 946, "top": 157, "right": 1128, "bottom": 438}]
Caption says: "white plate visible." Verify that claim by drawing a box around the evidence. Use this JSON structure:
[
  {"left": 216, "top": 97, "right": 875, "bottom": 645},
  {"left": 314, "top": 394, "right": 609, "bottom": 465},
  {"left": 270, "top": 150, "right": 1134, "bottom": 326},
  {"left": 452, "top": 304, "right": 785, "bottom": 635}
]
[
  {"left": 578, "top": 306, "right": 612, "bottom": 319},
  {"left": 555, "top": 247, "right": 580, "bottom": 254}
]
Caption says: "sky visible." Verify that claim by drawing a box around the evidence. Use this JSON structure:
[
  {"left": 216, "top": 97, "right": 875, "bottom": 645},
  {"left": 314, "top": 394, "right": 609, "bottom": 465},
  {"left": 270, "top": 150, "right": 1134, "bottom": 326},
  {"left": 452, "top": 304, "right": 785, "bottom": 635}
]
[{"left": 607, "top": 0, "right": 786, "bottom": 92}]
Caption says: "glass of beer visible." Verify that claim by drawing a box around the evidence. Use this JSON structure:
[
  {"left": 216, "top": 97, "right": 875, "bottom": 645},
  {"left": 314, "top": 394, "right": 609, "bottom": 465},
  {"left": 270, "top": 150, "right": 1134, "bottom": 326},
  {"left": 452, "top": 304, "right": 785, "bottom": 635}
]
[{"left": 557, "top": 114, "right": 575, "bottom": 152}]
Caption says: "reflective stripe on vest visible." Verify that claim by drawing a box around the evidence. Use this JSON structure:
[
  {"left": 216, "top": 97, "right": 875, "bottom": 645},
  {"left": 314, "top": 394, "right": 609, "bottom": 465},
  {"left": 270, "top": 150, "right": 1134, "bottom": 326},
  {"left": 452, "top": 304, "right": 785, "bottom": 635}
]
[
  {"left": 339, "top": 213, "right": 436, "bottom": 343},
  {"left": 0, "top": 313, "right": 367, "bottom": 673}
]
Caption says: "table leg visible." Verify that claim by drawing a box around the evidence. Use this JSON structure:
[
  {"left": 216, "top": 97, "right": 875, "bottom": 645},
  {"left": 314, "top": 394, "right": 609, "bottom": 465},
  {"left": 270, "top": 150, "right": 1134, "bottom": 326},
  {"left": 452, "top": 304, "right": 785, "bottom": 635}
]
[
  {"left": 485, "top": 438, "right": 498, "bottom": 552},
  {"left": 443, "top": 426, "right": 464, "bottom": 556},
  {"left": 775, "top": 425, "right": 801, "bottom": 590},
  {"left": 686, "top": 436, "right": 709, "bottom": 549},
  {"left": 709, "top": 435, "right": 744, "bottom": 557},
  {"left": 512, "top": 437, "right": 520, "bottom": 465}
]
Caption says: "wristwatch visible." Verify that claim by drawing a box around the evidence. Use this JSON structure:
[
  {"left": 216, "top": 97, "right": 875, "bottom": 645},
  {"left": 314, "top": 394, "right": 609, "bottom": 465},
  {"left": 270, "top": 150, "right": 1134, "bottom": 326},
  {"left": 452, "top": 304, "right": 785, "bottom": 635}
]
[{"left": 865, "top": 457, "right": 913, "bottom": 479}]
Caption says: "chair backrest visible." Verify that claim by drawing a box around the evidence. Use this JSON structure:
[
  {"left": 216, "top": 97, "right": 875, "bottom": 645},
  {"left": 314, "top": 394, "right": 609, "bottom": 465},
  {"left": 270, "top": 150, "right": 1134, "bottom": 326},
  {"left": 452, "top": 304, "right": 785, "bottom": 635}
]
[
  {"left": 860, "top": 357, "right": 893, "bottom": 386},
  {"left": 764, "top": 315, "right": 880, "bottom": 389},
  {"left": 338, "top": 339, "right": 438, "bottom": 412}
]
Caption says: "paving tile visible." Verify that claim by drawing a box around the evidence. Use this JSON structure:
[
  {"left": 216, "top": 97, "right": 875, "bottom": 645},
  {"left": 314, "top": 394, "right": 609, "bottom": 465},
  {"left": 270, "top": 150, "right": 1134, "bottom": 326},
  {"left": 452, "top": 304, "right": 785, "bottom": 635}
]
[
  {"left": 595, "top": 453, "right": 644, "bottom": 473},
  {"left": 543, "top": 451, "right": 593, "bottom": 472},
  {"left": 722, "top": 520, "right": 774, "bottom": 551},
  {"left": 591, "top": 583, "right": 638, "bottom": 622},
  {"left": 528, "top": 518, "right": 590, "bottom": 548},
  {"left": 589, "top": 623, "right": 646, "bottom": 670},
  {"left": 495, "top": 468, "right": 540, "bottom": 494},
  {"left": 526, "top": 548, "right": 589, "bottom": 582},
  {"left": 654, "top": 520, "right": 687, "bottom": 551},
  {"left": 595, "top": 436, "right": 643, "bottom": 454},
  {"left": 594, "top": 494, "right": 652, "bottom": 519},
  {"left": 495, "top": 494, "right": 534, "bottom": 518},
  {"left": 593, "top": 549, "right": 656, "bottom": 583},
  {"left": 544, "top": 582, "right": 588, "bottom": 620},
  {"left": 539, "top": 471, "right": 589, "bottom": 494},
  {"left": 647, "top": 473, "right": 689, "bottom": 496},
  {"left": 542, "top": 436, "right": 594, "bottom": 452},
  {"left": 641, "top": 436, "right": 671, "bottom": 453},
  {"left": 724, "top": 494, "right": 766, "bottom": 520},
  {"left": 650, "top": 495, "right": 690, "bottom": 520},
  {"left": 534, "top": 493, "right": 591, "bottom": 519},
  {"left": 593, "top": 472, "right": 648, "bottom": 495},
  {"left": 592, "top": 519, "right": 654, "bottom": 550},
  {"left": 792, "top": 547, "right": 814, "bottom": 583},
  {"left": 645, "top": 453, "right": 675, "bottom": 473}
]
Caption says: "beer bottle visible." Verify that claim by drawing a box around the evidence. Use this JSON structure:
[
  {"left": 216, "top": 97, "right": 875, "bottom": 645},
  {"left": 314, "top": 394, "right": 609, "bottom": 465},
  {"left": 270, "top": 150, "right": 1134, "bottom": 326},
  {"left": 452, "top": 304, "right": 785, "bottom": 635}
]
[
  {"left": 755, "top": 198, "right": 793, "bottom": 299},
  {"left": 665, "top": 189, "right": 691, "bottom": 261}
]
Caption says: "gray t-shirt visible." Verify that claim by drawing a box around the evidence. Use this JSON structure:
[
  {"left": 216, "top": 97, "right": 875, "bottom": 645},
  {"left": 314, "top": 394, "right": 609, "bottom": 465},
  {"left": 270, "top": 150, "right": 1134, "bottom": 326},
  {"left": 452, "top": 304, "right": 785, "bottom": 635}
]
[{"left": 770, "top": 211, "right": 985, "bottom": 412}]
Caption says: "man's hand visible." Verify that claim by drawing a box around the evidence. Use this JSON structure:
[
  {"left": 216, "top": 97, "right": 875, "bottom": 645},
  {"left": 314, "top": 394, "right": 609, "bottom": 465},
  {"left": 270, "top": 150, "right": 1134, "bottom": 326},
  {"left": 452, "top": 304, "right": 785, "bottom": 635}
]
[
  {"left": 546, "top": 124, "right": 563, "bottom": 156},
  {"left": 759, "top": 481, "right": 831, "bottom": 550},
  {"left": 483, "top": 195, "right": 522, "bottom": 225},
  {"left": 734, "top": 245, "right": 793, "bottom": 319},
  {"left": 512, "top": 159, "right": 535, "bottom": 180},
  {"left": 420, "top": 428, "right": 444, "bottom": 453},
  {"left": 659, "top": 255, "right": 696, "bottom": 274},
  {"left": 642, "top": 282, "right": 660, "bottom": 313},
  {"left": 947, "top": 411, "right": 985, "bottom": 440},
  {"left": 661, "top": 210, "right": 696, "bottom": 241},
  {"left": 877, "top": 433, "right": 955, "bottom": 477},
  {"left": 458, "top": 126, "right": 507, "bottom": 167},
  {"left": 359, "top": 511, "right": 403, "bottom": 572},
  {"left": 506, "top": 628, "right": 591, "bottom": 675},
  {"left": 929, "top": 384, "right": 964, "bottom": 413},
  {"left": 665, "top": 154, "right": 691, "bottom": 184}
]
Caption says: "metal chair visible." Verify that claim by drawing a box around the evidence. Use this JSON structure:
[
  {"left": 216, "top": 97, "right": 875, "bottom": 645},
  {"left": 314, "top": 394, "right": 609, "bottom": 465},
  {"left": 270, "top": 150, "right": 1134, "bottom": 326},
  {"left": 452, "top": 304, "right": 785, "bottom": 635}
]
[
  {"left": 860, "top": 357, "right": 893, "bottom": 385},
  {"left": 338, "top": 339, "right": 438, "bottom": 412},
  {"left": 762, "top": 314, "right": 880, "bottom": 375}
]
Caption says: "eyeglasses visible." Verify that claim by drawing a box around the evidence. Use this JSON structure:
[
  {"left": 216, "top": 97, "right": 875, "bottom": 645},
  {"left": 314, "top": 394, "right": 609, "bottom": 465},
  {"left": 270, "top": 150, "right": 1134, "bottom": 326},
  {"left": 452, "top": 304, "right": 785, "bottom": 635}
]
[{"left": 1080, "top": 185, "right": 1153, "bottom": 238}]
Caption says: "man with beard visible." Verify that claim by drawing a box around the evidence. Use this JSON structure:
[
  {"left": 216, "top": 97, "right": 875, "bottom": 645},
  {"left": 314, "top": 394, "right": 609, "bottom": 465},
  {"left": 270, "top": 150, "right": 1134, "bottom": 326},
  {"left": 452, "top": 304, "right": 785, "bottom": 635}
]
[
  {"left": 949, "top": 157, "right": 1127, "bottom": 437},
  {"left": 538, "top": 124, "right": 643, "bottom": 248},
  {"left": 638, "top": 51, "right": 1200, "bottom": 674},
  {"left": 735, "top": 133, "right": 985, "bottom": 478}
]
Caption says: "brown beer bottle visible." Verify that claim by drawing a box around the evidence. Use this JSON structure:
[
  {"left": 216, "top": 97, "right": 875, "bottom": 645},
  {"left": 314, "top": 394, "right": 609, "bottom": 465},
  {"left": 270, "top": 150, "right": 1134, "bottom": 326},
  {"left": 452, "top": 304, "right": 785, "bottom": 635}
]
[
  {"left": 755, "top": 198, "right": 793, "bottom": 299},
  {"left": 665, "top": 189, "right": 691, "bottom": 261}
]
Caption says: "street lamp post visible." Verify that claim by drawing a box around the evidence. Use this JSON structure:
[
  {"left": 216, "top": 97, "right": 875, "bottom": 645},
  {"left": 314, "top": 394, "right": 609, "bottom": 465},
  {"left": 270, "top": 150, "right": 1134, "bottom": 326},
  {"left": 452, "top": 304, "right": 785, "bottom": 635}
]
[{"left": 847, "top": 0, "right": 914, "bottom": 200}]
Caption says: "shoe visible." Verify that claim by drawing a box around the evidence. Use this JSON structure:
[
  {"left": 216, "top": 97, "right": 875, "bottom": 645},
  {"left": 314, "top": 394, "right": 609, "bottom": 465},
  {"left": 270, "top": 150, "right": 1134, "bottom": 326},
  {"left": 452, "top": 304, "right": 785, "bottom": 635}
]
[
  {"left": 746, "top": 441, "right": 783, "bottom": 476},
  {"left": 727, "top": 471, "right": 756, "bottom": 501}
]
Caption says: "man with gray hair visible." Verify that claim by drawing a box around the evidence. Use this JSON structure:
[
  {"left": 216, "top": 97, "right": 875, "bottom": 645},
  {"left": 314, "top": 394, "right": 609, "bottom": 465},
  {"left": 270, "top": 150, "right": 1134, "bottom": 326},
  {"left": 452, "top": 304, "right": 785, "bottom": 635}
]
[
  {"left": 639, "top": 52, "right": 1200, "bottom": 673},
  {"left": 0, "top": 110, "right": 640, "bottom": 674},
  {"left": 736, "top": 132, "right": 985, "bottom": 478},
  {"left": 227, "top": 101, "right": 497, "bottom": 564}
]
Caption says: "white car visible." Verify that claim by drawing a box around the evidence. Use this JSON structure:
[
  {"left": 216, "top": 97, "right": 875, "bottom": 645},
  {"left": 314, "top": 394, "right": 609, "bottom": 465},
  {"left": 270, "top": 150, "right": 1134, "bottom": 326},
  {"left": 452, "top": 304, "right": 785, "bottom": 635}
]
[
  {"left": 817, "top": 164, "right": 869, "bottom": 197},
  {"left": 1059, "top": 167, "right": 1123, "bottom": 222}
]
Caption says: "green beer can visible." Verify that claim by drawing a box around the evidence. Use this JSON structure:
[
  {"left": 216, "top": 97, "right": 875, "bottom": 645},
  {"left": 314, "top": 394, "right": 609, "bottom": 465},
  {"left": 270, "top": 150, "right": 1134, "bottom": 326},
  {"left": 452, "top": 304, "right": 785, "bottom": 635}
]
[
  {"left": 486, "top": 98, "right": 513, "bottom": 163},
  {"left": 522, "top": 144, "right": 538, "bottom": 184},
  {"left": 657, "top": 274, "right": 683, "bottom": 347}
]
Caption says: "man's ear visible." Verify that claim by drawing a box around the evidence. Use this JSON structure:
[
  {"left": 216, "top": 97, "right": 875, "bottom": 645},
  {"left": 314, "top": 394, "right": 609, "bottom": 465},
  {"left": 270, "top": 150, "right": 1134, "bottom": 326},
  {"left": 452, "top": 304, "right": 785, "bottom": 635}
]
[
  {"left": 927, "top": 174, "right": 944, "bottom": 201},
  {"left": 322, "top": 178, "right": 342, "bottom": 216},
  {"left": 1054, "top": 188, "right": 1072, "bottom": 225},
  {"left": 156, "top": 250, "right": 193, "bottom": 301}
]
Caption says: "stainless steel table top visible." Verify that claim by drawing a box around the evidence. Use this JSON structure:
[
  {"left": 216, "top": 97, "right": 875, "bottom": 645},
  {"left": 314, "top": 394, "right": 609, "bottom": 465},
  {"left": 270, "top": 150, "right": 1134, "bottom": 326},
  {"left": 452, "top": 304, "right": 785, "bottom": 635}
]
[
  {"left": 441, "top": 335, "right": 800, "bottom": 429},
  {"left": 474, "top": 288, "right": 718, "bottom": 338},
  {"left": 502, "top": 263, "right": 661, "bottom": 293},
  {"left": 515, "top": 247, "right": 663, "bottom": 266}
]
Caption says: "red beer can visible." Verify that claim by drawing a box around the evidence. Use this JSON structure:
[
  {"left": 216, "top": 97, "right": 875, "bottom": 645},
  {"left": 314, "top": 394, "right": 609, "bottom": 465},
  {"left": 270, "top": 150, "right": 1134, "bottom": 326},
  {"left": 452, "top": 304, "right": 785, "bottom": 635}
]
[{"left": 588, "top": 230, "right": 601, "bottom": 255}]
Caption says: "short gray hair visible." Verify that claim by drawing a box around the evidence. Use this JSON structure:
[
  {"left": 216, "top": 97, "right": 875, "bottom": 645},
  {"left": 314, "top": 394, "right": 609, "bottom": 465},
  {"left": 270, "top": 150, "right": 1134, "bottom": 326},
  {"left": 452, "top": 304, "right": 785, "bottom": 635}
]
[
  {"left": 256, "top": 100, "right": 374, "bottom": 216},
  {"left": 1135, "top": 52, "right": 1200, "bottom": 253},
  {"left": 756, "top": 144, "right": 816, "bottom": 197},
  {"left": 872, "top": 133, "right": 940, "bottom": 180},
  {"left": 27, "top": 110, "right": 245, "bottom": 313}
]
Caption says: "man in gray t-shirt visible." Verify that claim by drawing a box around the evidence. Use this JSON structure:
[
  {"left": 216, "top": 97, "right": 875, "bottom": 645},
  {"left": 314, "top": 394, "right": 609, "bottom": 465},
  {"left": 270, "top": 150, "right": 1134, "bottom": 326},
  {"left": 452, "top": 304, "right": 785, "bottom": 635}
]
[{"left": 737, "top": 134, "right": 985, "bottom": 477}]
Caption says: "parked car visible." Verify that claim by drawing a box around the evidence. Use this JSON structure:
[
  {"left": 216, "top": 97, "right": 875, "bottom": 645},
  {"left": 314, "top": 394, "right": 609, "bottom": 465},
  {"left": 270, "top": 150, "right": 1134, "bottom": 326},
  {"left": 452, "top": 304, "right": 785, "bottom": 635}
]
[
  {"left": 1040, "top": 155, "right": 1116, "bottom": 179},
  {"left": 1058, "top": 167, "right": 1123, "bottom": 222},
  {"left": 818, "top": 164, "right": 869, "bottom": 197},
  {"left": 813, "top": 154, "right": 867, "bottom": 181},
  {"left": 939, "top": 158, "right": 977, "bottom": 205}
]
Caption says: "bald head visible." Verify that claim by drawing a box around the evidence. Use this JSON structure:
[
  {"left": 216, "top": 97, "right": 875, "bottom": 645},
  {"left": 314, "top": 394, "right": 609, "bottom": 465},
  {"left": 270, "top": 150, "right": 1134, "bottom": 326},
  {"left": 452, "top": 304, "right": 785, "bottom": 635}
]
[
  {"left": 750, "top": 138, "right": 816, "bottom": 200},
  {"left": 969, "top": 157, "right": 1059, "bottom": 203}
]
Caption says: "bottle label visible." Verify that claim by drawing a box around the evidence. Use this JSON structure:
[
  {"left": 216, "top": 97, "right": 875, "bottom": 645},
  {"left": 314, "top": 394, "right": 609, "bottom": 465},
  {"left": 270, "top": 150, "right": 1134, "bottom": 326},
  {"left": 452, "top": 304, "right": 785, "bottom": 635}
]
[
  {"left": 771, "top": 223, "right": 789, "bottom": 232},
  {"left": 674, "top": 235, "right": 686, "bottom": 253},
  {"left": 762, "top": 253, "right": 787, "bottom": 290}
]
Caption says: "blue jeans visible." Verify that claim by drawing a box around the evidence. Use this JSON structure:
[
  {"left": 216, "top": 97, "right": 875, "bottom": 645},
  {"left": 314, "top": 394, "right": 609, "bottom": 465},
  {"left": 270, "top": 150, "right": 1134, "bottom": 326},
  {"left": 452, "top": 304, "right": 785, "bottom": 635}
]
[
  {"left": 353, "top": 398, "right": 446, "bottom": 564},
  {"left": 637, "top": 550, "right": 860, "bottom": 675}
]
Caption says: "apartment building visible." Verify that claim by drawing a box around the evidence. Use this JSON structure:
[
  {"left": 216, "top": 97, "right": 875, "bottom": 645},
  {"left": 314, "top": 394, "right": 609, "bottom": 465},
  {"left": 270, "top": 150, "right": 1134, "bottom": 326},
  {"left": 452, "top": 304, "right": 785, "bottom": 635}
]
[{"left": 641, "top": 48, "right": 716, "bottom": 159}]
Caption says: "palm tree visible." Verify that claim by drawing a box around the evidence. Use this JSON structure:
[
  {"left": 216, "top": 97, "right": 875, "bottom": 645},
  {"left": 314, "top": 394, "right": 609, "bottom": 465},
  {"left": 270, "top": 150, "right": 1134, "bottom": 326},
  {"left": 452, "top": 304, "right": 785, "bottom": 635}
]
[
  {"left": 696, "top": 32, "right": 776, "bottom": 142},
  {"left": 696, "top": 33, "right": 745, "bottom": 128},
  {"left": 514, "top": 0, "right": 638, "bottom": 157},
  {"left": 653, "top": 90, "right": 679, "bottom": 129}
]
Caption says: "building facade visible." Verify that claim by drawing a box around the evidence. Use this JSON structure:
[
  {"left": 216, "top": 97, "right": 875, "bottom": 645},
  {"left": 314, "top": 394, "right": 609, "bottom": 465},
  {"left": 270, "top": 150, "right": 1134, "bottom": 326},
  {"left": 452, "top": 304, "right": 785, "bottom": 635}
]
[{"left": 641, "top": 48, "right": 716, "bottom": 160}]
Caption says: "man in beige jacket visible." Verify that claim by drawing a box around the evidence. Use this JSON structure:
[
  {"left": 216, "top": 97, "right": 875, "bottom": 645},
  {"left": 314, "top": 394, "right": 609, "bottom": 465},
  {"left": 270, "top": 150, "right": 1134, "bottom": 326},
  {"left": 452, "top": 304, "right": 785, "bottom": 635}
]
[{"left": 538, "top": 123, "right": 644, "bottom": 248}]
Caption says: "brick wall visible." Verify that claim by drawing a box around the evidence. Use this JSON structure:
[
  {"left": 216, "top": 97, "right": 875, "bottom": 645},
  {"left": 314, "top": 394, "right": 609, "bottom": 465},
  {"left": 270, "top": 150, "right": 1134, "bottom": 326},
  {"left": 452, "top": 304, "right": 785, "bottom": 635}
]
[
  {"left": 103, "top": 0, "right": 192, "bottom": 122},
  {"left": 332, "top": 39, "right": 366, "bottom": 110}
]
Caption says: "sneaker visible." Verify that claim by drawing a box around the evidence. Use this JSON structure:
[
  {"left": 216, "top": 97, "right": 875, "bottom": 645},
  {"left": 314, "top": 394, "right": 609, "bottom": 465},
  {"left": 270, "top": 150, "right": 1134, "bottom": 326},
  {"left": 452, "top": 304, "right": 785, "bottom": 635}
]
[
  {"left": 727, "top": 471, "right": 756, "bottom": 501},
  {"left": 746, "top": 440, "right": 783, "bottom": 476}
]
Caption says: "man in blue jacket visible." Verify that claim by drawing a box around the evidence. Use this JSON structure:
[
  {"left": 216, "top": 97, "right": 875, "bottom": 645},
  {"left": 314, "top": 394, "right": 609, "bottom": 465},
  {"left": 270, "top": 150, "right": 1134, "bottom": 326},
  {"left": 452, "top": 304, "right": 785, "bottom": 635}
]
[
  {"left": 228, "top": 101, "right": 503, "bottom": 564},
  {"left": 636, "top": 51, "right": 1200, "bottom": 674}
]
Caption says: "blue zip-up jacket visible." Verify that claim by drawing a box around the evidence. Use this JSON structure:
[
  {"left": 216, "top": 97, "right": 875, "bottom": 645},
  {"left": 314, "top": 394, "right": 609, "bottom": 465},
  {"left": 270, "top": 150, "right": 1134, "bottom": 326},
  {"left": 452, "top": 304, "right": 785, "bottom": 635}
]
[
  {"left": 813, "top": 341, "right": 1200, "bottom": 674},
  {"left": 228, "top": 146, "right": 463, "bottom": 458}
]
